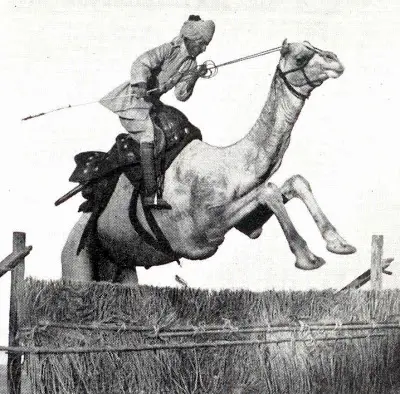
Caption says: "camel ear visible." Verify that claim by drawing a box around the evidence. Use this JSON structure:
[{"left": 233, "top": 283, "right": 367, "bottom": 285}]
[{"left": 281, "top": 38, "right": 290, "bottom": 56}]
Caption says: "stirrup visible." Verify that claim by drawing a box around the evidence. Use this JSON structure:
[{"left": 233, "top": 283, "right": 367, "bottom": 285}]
[{"left": 143, "top": 195, "right": 172, "bottom": 210}]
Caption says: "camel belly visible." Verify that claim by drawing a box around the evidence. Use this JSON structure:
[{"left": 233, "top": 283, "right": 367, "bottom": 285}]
[
  {"left": 97, "top": 211, "right": 220, "bottom": 267},
  {"left": 96, "top": 175, "right": 175, "bottom": 268},
  {"left": 97, "top": 221, "right": 176, "bottom": 268},
  {"left": 96, "top": 175, "right": 217, "bottom": 268}
]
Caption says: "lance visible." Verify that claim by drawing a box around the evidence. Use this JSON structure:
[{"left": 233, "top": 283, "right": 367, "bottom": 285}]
[
  {"left": 21, "top": 87, "right": 162, "bottom": 122},
  {"left": 22, "top": 46, "right": 281, "bottom": 122}
]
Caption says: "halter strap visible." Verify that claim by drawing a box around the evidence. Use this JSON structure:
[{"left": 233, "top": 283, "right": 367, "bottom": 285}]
[
  {"left": 276, "top": 66, "right": 309, "bottom": 101},
  {"left": 276, "top": 49, "right": 323, "bottom": 100}
]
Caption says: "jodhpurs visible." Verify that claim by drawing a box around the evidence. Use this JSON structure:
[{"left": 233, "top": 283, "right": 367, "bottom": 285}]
[{"left": 119, "top": 110, "right": 154, "bottom": 144}]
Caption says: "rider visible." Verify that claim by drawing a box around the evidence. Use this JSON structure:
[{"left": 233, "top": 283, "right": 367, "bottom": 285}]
[{"left": 100, "top": 15, "right": 215, "bottom": 210}]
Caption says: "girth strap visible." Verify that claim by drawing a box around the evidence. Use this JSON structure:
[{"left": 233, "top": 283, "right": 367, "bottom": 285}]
[{"left": 128, "top": 185, "right": 179, "bottom": 262}]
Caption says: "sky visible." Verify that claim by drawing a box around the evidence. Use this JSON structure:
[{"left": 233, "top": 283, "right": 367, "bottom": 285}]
[{"left": 0, "top": 0, "right": 400, "bottom": 360}]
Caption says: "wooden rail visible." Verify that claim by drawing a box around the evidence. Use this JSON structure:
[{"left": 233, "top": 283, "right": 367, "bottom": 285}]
[
  {"left": 1, "top": 232, "right": 32, "bottom": 394},
  {"left": 338, "top": 235, "right": 394, "bottom": 292},
  {"left": 0, "top": 332, "right": 390, "bottom": 355},
  {"left": 0, "top": 246, "right": 32, "bottom": 279}
]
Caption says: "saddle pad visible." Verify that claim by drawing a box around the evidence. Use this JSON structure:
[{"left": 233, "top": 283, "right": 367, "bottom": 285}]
[
  {"left": 69, "top": 134, "right": 140, "bottom": 184},
  {"left": 69, "top": 103, "right": 202, "bottom": 185}
]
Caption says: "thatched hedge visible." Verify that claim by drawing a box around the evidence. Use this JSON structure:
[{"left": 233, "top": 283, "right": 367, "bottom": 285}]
[{"left": 19, "top": 279, "right": 400, "bottom": 394}]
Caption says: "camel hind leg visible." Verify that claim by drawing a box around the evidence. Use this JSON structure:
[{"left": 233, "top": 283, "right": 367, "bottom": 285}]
[{"left": 61, "top": 213, "right": 138, "bottom": 284}]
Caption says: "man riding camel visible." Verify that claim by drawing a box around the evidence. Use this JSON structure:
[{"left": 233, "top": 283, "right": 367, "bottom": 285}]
[{"left": 100, "top": 15, "right": 215, "bottom": 210}]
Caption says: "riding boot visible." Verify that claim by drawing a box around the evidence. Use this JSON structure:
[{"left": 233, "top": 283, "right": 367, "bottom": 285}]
[{"left": 140, "top": 141, "right": 172, "bottom": 210}]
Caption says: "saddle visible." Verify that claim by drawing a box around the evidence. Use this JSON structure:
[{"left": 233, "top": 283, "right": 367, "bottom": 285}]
[
  {"left": 70, "top": 103, "right": 202, "bottom": 189},
  {"left": 67, "top": 103, "right": 202, "bottom": 254}
]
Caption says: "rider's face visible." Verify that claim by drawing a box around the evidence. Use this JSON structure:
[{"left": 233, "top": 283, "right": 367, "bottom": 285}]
[{"left": 185, "top": 38, "right": 207, "bottom": 57}]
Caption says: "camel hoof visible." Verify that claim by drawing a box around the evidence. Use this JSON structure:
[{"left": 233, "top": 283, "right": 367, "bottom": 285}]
[
  {"left": 295, "top": 255, "right": 326, "bottom": 270},
  {"left": 326, "top": 242, "right": 357, "bottom": 255}
]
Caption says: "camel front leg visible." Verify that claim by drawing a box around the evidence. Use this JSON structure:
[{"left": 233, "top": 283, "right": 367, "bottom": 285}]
[
  {"left": 214, "top": 182, "right": 325, "bottom": 270},
  {"left": 280, "top": 174, "right": 356, "bottom": 255}
]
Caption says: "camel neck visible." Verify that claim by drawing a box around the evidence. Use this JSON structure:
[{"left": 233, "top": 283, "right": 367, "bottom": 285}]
[
  {"left": 248, "top": 71, "right": 305, "bottom": 148},
  {"left": 235, "top": 71, "right": 306, "bottom": 183}
]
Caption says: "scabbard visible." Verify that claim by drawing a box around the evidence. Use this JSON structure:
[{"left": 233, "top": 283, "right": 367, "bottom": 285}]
[{"left": 54, "top": 184, "right": 84, "bottom": 206}]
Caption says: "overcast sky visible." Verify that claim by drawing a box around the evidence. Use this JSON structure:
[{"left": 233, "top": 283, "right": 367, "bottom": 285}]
[{"left": 1, "top": 0, "right": 399, "bottom": 360}]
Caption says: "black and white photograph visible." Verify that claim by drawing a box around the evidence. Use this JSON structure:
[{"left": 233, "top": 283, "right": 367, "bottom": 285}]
[{"left": 1, "top": 0, "right": 399, "bottom": 392}]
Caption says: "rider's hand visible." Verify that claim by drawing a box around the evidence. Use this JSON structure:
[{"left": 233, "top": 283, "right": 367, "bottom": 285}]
[
  {"left": 132, "top": 83, "right": 148, "bottom": 99},
  {"left": 196, "top": 64, "right": 208, "bottom": 78}
]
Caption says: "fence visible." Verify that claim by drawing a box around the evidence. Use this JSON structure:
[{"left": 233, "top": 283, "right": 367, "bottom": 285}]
[
  {"left": 0, "top": 233, "right": 32, "bottom": 394},
  {"left": 0, "top": 232, "right": 399, "bottom": 394}
]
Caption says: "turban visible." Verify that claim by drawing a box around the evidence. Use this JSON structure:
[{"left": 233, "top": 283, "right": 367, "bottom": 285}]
[{"left": 180, "top": 19, "right": 215, "bottom": 45}]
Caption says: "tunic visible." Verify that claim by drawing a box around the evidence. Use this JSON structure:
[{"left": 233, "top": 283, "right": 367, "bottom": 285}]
[{"left": 100, "top": 37, "right": 199, "bottom": 120}]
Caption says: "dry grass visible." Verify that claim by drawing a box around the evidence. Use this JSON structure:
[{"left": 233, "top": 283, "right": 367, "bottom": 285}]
[
  {"left": 0, "top": 363, "right": 31, "bottom": 394},
  {"left": 16, "top": 279, "right": 400, "bottom": 394}
]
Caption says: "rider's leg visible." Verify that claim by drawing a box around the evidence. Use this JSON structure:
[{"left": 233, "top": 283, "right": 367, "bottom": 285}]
[{"left": 119, "top": 116, "right": 172, "bottom": 210}]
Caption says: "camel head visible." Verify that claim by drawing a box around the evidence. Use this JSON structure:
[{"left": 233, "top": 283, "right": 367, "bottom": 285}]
[{"left": 278, "top": 39, "right": 344, "bottom": 99}]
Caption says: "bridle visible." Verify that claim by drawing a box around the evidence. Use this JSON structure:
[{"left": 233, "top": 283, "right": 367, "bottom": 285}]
[{"left": 276, "top": 43, "right": 324, "bottom": 101}]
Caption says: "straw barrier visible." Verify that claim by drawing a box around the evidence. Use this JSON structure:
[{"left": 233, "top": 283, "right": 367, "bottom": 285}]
[
  {"left": 1, "top": 233, "right": 399, "bottom": 394},
  {"left": 14, "top": 279, "right": 400, "bottom": 394}
]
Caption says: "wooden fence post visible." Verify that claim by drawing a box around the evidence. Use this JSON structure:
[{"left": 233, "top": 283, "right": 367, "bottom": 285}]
[
  {"left": 371, "top": 235, "right": 384, "bottom": 291},
  {"left": 7, "top": 232, "right": 26, "bottom": 394}
]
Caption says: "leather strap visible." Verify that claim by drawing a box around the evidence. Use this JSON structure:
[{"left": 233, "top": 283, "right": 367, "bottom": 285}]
[{"left": 276, "top": 66, "right": 309, "bottom": 101}]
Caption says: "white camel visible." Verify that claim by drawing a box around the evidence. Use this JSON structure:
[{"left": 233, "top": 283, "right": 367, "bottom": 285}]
[{"left": 62, "top": 39, "right": 356, "bottom": 284}]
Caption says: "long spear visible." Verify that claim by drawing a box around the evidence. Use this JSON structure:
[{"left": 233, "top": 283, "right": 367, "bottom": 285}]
[{"left": 21, "top": 46, "right": 281, "bottom": 122}]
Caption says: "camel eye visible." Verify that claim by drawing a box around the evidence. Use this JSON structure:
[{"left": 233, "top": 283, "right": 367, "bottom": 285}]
[
  {"left": 325, "top": 52, "right": 336, "bottom": 60},
  {"left": 296, "top": 56, "right": 307, "bottom": 66}
]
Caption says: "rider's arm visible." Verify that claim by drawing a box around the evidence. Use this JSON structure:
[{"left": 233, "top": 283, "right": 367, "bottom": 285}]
[
  {"left": 174, "top": 62, "right": 202, "bottom": 101},
  {"left": 130, "top": 43, "right": 172, "bottom": 89}
]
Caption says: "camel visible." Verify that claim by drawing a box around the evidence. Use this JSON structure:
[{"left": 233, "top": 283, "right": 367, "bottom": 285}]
[{"left": 61, "top": 39, "right": 356, "bottom": 284}]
